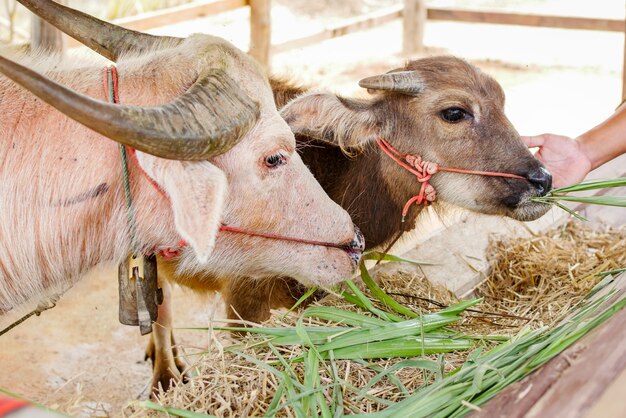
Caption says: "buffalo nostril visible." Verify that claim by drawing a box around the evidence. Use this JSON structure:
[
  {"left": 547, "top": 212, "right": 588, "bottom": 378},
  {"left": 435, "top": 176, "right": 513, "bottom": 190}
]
[
  {"left": 527, "top": 167, "right": 552, "bottom": 196},
  {"left": 349, "top": 225, "right": 365, "bottom": 251}
]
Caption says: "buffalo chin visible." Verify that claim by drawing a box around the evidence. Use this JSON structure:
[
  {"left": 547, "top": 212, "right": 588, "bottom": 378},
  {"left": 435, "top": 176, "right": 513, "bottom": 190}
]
[{"left": 509, "top": 199, "right": 551, "bottom": 222}]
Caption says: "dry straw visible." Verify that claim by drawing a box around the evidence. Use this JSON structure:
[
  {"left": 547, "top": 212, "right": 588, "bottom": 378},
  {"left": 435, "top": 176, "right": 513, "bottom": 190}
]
[{"left": 129, "top": 221, "right": 626, "bottom": 418}]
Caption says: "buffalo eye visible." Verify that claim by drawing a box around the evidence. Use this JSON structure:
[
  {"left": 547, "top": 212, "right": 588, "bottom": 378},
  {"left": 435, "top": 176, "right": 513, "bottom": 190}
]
[
  {"left": 265, "top": 153, "right": 286, "bottom": 168},
  {"left": 440, "top": 107, "right": 471, "bottom": 123}
]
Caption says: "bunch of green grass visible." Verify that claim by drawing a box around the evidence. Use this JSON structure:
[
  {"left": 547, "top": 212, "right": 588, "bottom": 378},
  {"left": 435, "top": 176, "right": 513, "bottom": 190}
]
[
  {"left": 141, "top": 298, "right": 484, "bottom": 417},
  {"left": 531, "top": 178, "right": 626, "bottom": 220},
  {"left": 139, "top": 253, "right": 626, "bottom": 417},
  {"left": 354, "top": 274, "right": 626, "bottom": 417}
]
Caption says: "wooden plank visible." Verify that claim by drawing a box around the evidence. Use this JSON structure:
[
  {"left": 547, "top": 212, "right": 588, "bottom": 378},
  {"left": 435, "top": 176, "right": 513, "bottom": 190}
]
[
  {"left": 274, "top": 7, "right": 624, "bottom": 56},
  {"left": 66, "top": 0, "right": 248, "bottom": 48},
  {"left": 427, "top": 8, "right": 625, "bottom": 33},
  {"left": 586, "top": 366, "right": 626, "bottom": 417},
  {"left": 61, "top": 2, "right": 625, "bottom": 54},
  {"left": 272, "top": 5, "right": 403, "bottom": 54},
  {"left": 474, "top": 283, "right": 626, "bottom": 417},
  {"left": 249, "top": 0, "right": 271, "bottom": 70},
  {"left": 113, "top": 0, "right": 248, "bottom": 31},
  {"left": 403, "top": 0, "right": 426, "bottom": 54}
]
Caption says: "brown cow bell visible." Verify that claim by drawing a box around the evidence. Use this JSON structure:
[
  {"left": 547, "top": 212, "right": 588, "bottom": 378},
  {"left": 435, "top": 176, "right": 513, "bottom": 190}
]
[{"left": 118, "top": 254, "right": 161, "bottom": 335}]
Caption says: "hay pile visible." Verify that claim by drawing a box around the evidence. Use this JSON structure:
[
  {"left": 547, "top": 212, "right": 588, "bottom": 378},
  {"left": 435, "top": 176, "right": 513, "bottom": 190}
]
[
  {"left": 128, "top": 221, "right": 626, "bottom": 417},
  {"left": 478, "top": 221, "right": 626, "bottom": 327}
]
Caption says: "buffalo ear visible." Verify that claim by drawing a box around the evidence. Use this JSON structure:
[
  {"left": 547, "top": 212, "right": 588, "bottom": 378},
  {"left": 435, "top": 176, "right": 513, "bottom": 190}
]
[
  {"left": 279, "top": 93, "right": 380, "bottom": 151},
  {"left": 135, "top": 153, "right": 227, "bottom": 263}
]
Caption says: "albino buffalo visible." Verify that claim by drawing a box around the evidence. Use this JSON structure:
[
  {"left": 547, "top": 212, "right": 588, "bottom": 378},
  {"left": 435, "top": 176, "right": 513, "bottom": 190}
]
[{"left": 0, "top": 0, "right": 363, "bottom": 391}]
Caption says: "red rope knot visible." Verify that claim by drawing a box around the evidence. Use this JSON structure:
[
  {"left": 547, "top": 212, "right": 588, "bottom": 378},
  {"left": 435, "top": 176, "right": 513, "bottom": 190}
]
[
  {"left": 401, "top": 154, "right": 440, "bottom": 220},
  {"left": 405, "top": 155, "right": 439, "bottom": 177}
]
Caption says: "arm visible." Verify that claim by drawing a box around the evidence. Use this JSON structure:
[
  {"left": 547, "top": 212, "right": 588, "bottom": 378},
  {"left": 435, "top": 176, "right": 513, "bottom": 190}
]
[
  {"left": 579, "top": 102, "right": 626, "bottom": 168},
  {"left": 523, "top": 102, "right": 626, "bottom": 188}
]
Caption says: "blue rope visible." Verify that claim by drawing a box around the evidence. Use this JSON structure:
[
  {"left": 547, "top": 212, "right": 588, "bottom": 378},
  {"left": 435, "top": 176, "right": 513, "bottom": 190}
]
[{"left": 107, "top": 67, "right": 139, "bottom": 255}]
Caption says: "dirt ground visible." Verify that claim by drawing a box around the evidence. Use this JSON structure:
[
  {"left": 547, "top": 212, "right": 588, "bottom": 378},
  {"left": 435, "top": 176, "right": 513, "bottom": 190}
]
[{"left": 0, "top": 2, "right": 625, "bottom": 417}]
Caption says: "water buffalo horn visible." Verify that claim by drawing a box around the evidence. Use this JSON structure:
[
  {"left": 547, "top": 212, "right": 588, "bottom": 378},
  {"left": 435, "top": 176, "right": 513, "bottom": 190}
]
[
  {"left": 0, "top": 55, "right": 259, "bottom": 160},
  {"left": 18, "top": 0, "right": 181, "bottom": 61},
  {"left": 358, "top": 71, "right": 424, "bottom": 95}
]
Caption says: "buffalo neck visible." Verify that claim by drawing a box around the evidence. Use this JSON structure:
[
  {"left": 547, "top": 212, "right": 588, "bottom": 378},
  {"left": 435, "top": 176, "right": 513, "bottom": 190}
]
[{"left": 298, "top": 137, "right": 422, "bottom": 249}]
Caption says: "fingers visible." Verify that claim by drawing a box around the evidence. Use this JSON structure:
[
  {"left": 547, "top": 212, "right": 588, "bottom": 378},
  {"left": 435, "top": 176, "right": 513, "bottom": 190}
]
[{"left": 521, "top": 134, "right": 548, "bottom": 148}]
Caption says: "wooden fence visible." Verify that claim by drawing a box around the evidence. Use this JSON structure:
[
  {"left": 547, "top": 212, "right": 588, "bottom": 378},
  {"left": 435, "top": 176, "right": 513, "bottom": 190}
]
[
  {"left": 100, "top": 0, "right": 626, "bottom": 92},
  {"left": 16, "top": 0, "right": 626, "bottom": 92}
]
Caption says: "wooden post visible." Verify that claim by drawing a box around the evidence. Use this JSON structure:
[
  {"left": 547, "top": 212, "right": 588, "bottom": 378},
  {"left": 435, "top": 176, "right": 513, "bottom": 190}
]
[
  {"left": 249, "top": 0, "right": 271, "bottom": 70},
  {"left": 30, "top": 0, "right": 65, "bottom": 52},
  {"left": 403, "top": 0, "right": 426, "bottom": 55}
]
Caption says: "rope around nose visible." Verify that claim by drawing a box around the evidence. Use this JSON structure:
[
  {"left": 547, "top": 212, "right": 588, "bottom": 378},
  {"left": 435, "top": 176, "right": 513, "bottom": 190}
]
[{"left": 375, "top": 137, "right": 526, "bottom": 221}]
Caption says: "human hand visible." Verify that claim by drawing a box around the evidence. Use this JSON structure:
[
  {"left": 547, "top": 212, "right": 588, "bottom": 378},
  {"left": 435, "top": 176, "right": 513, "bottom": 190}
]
[{"left": 522, "top": 134, "right": 592, "bottom": 189}]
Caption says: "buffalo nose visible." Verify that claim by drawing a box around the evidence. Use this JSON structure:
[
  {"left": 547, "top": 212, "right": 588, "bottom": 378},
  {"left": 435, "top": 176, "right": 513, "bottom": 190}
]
[
  {"left": 349, "top": 225, "right": 365, "bottom": 251},
  {"left": 527, "top": 167, "right": 552, "bottom": 196}
]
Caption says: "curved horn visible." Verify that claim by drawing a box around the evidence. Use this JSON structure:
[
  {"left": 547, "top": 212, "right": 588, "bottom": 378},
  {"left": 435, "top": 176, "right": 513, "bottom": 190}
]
[
  {"left": 0, "top": 55, "right": 259, "bottom": 160},
  {"left": 18, "top": 0, "right": 181, "bottom": 61},
  {"left": 358, "top": 71, "right": 424, "bottom": 96}
]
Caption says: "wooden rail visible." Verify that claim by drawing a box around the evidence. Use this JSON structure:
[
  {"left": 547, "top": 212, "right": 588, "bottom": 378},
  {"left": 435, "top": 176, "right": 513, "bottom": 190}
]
[
  {"left": 63, "top": 0, "right": 273, "bottom": 68},
  {"left": 273, "top": 6, "right": 625, "bottom": 55},
  {"left": 65, "top": 1, "right": 624, "bottom": 52},
  {"left": 272, "top": 5, "right": 403, "bottom": 54},
  {"left": 57, "top": 0, "right": 625, "bottom": 92},
  {"left": 113, "top": 0, "right": 248, "bottom": 32},
  {"left": 104, "top": 2, "right": 625, "bottom": 36},
  {"left": 427, "top": 8, "right": 624, "bottom": 32}
]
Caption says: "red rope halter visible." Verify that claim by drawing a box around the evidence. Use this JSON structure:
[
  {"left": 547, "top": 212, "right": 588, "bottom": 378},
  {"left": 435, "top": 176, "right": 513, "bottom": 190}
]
[{"left": 375, "top": 137, "right": 525, "bottom": 221}]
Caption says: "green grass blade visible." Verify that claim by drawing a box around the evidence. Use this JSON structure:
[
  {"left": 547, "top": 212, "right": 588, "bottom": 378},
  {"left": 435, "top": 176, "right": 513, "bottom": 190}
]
[
  {"left": 355, "top": 359, "right": 445, "bottom": 400},
  {"left": 550, "top": 177, "right": 626, "bottom": 193},
  {"left": 595, "top": 267, "right": 626, "bottom": 277},
  {"left": 265, "top": 380, "right": 286, "bottom": 417},
  {"left": 343, "top": 280, "right": 403, "bottom": 322},
  {"left": 302, "top": 349, "right": 318, "bottom": 416},
  {"left": 327, "top": 350, "right": 344, "bottom": 417},
  {"left": 283, "top": 286, "right": 321, "bottom": 316},
  {"left": 537, "top": 195, "right": 626, "bottom": 207},
  {"left": 303, "top": 306, "right": 387, "bottom": 327},
  {"left": 553, "top": 201, "right": 589, "bottom": 221},
  {"left": 362, "top": 251, "right": 435, "bottom": 266},
  {"left": 313, "top": 313, "right": 463, "bottom": 353},
  {"left": 325, "top": 338, "right": 474, "bottom": 360},
  {"left": 359, "top": 262, "right": 419, "bottom": 318}
]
